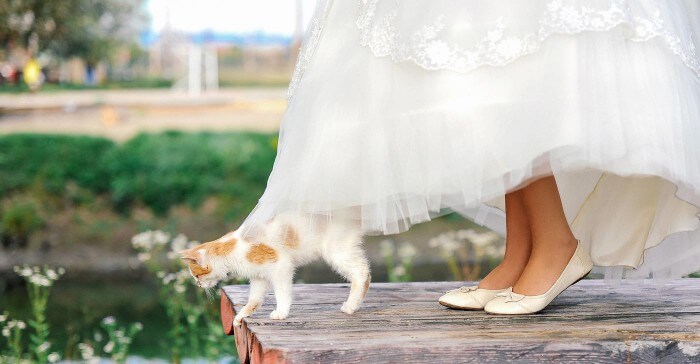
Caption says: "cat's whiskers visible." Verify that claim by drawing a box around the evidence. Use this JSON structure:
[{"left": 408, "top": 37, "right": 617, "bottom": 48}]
[{"left": 203, "top": 285, "right": 216, "bottom": 300}]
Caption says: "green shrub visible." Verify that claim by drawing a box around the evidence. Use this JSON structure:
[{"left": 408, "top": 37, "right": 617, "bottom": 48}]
[
  {"left": 106, "top": 131, "right": 277, "bottom": 215},
  {"left": 0, "top": 134, "right": 116, "bottom": 196},
  {"left": 1, "top": 198, "right": 44, "bottom": 249},
  {"left": 0, "top": 132, "right": 277, "bottom": 221}
]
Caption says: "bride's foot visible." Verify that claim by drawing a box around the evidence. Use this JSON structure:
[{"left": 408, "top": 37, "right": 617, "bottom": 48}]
[
  {"left": 439, "top": 235, "right": 530, "bottom": 310},
  {"left": 477, "top": 239, "right": 531, "bottom": 290},
  {"left": 511, "top": 236, "right": 578, "bottom": 295}
]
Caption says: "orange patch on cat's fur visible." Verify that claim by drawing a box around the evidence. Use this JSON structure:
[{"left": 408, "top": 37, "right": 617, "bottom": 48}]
[
  {"left": 362, "top": 275, "right": 371, "bottom": 298},
  {"left": 188, "top": 260, "right": 212, "bottom": 276},
  {"left": 210, "top": 238, "right": 237, "bottom": 256},
  {"left": 282, "top": 226, "right": 300, "bottom": 249},
  {"left": 246, "top": 244, "right": 278, "bottom": 264}
]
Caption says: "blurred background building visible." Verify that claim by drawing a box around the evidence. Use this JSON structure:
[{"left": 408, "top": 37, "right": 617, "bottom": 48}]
[{"left": 0, "top": 0, "right": 314, "bottom": 90}]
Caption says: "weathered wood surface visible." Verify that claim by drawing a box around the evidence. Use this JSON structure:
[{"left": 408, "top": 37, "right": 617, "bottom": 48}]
[{"left": 221, "top": 279, "right": 700, "bottom": 363}]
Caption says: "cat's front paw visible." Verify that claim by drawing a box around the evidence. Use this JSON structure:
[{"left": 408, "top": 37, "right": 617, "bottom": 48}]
[
  {"left": 233, "top": 315, "right": 245, "bottom": 328},
  {"left": 341, "top": 301, "right": 359, "bottom": 315},
  {"left": 269, "top": 310, "right": 289, "bottom": 320}
]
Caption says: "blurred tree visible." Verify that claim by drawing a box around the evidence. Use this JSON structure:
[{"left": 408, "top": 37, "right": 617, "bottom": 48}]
[{"left": 0, "top": 0, "right": 148, "bottom": 66}]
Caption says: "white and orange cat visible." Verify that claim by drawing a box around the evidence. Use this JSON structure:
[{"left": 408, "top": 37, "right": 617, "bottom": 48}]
[{"left": 178, "top": 212, "right": 371, "bottom": 327}]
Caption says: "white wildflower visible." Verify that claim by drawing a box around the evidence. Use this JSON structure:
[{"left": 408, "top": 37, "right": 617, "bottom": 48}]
[
  {"left": 131, "top": 231, "right": 155, "bottom": 250},
  {"left": 441, "top": 240, "right": 461, "bottom": 253},
  {"left": 392, "top": 265, "right": 407, "bottom": 277},
  {"left": 37, "top": 342, "right": 50, "bottom": 353},
  {"left": 29, "top": 275, "right": 52, "bottom": 287},
  {"left": 134, "top": 322, "right": 143, "bottom": 330},
  {"left": 93, "top": 332, "right": 103, "bottom": 342},
  {"left": 428, "top": 237, "right": 440, "bottom": 249},
  {"left": 482, "top": 244, "right": 499, "bottom": 258},
  {"left": 137, "top": 252, "right": 151, "bottom": 262},
  {"left": 0, "top": 314, "right": 6, "bottom": 322},
  {"left": 2, "top": 327, "right": 10, "bottom": 337},
  {"left": 170, "top": 233, "right": 189, "bottom": 252},
  {"left": 379, "top": 239, "right": 394, "bottom": 257},
  {"left": 497, "top": 244, "right": 506, "bottom": 257},
  {"left": 174, "top": 284, "right": 186, "bottom": 293},
  {"left": 7, "top": 320, "right": 16, "bottom": 328},
  {"left": 115, "top": 329, "right": 124, "bottom": 338},
  {"left": 397, "top": 242, "right": 417, "bottom": 263},
  {"left": 156, "top": 271, "right": 166, "bottom": 279},
  {"left": 78, "top": 343, "right": 95, "bottom": 359},
  {"left": 162, "top": 273, "right": 175, "bottom": 285},
  {"left": 176, "top": 270, "right": 191, "bottom": 282},
  {"left": 153, "top": 230, "right": 171, "bottom": 246},
  {"left": 48, "top": 352, "right": 60, "bottom": 362},
  {"left": 429, "top": 231, "right": 464, "bottom": 254},
  {"left": 103, "top": 341, "right": 115, "bottom": 354},
  {"left": 101, "top": 316, "right": 116, "bottom": 325},
  {"left": 456, "top": 229, "right": 473, "bottom": 240},
  {"left": 465, "top": 230, "right": 499, "bottom": 247},
  {"left": 166, "top": 251, "right": 178, "bottom": 260},
  {"left": 46, "top": 269, "right": 58, "bottom": 280},
  {"left": 20, "top": 267, "right": 33, "bottom": 277},
  {"left": 16, "top": 320, "right": 26, "bottom": 329}
]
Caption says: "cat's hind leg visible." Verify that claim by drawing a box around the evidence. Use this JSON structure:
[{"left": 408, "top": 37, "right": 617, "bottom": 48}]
[
  {"left": 233, "top": 278, "right": 268, "bottom": 327},
  {"left": 269, "top": 263, "right": 294, "bottom": 320},
  {"left": 323, "top": 242, "right": 371, "bottom": 314}
]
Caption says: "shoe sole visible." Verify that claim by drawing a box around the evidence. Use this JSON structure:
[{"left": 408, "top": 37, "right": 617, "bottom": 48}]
[
  {"left": 484, "top": 269, "right": 592, "bottom": 315},
  {"left": 438, "top": 300, "right": 484, "bottom": 311}
]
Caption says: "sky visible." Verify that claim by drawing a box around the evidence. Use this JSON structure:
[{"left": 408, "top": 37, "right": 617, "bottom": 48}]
[{"left": 147, "top": 0, "right": 319, "bottom": 36}]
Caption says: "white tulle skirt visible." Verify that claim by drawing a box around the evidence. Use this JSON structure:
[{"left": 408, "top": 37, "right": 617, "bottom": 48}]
[{"left": 240, "top": 0, "right": 700, "bottom": 280}]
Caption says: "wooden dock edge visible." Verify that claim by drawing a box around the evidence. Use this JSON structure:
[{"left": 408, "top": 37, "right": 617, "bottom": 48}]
[
  {"left": 220, "top": 288, "right": 286, "bottom": 364},
  {"left": 219, "top": 282, "right": 700, "bottom": 363}
]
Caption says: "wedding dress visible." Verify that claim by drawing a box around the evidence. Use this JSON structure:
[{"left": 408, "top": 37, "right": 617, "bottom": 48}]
[{"left": 239, "top": 0, "right": 700, "bottom": 281}]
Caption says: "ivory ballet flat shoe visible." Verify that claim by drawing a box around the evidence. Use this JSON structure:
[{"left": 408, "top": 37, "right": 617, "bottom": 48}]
[
  {"left": 483, "top": 239, "right": 593, "bottom": 315},
  {"left": 438, "top": 285, "right": 511, "bottom": 310}
]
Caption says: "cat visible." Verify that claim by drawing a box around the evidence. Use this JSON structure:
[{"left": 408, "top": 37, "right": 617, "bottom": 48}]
[{"left": 178, "top": 212, "right": 371, "bottom": 327}]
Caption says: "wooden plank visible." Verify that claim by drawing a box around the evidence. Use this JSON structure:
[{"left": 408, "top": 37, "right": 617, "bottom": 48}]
[{"left": 220, "top": 279, "right": 700, "bottom": 363}]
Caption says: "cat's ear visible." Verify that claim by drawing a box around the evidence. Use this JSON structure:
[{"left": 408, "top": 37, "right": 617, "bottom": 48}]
[{"left": 179, "top": 248, "right": 206, "bottom": 266}]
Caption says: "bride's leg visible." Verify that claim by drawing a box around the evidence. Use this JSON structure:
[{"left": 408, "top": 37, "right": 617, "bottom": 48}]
[
  {"left": 477, "top": 188, "right": 532, "bottom": 289},
  {"left": 512, "top": 174, "right": 578, "bottom": 295}
]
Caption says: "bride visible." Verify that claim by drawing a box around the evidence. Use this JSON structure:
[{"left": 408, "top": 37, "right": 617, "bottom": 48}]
[{"left": 239, "top": 0, "right": 700, "bottom": 314}]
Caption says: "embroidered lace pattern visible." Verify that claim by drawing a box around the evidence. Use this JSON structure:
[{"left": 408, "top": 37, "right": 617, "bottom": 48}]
[
  {"left": 356, "top": 0, "right": 700, "bottom": 77},
  {"left": 287, "top": 1, "right": 333, "bottom": 100}
]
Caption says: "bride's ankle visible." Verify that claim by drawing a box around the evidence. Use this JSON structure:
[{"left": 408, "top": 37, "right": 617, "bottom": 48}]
[
  {"left": 478, "top": 258, "right": 527, "bottom": 289},
  {"left": 500, "top": 254, "right": 529, "bottom": 270}
]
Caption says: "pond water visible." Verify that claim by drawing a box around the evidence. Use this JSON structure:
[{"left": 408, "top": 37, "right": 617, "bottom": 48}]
[{"left": 1, "top": 271, "right": 178, "bottom": 360}]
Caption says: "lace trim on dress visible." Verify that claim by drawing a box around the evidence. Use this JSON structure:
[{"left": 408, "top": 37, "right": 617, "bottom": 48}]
[
  {"left": 356, "top": 0, "right": 700, "bottom": 77},
  {"left": 287, "top": 0, "right": 334, "bottom": 101}
]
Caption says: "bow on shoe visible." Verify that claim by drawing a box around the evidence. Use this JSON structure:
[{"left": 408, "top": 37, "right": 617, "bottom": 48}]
[
  {"left": 444, "top": 285, "right": 478, "bottom": 294},
  {"left": 495, "top": 290, "right": 525, "bottom": 303}
]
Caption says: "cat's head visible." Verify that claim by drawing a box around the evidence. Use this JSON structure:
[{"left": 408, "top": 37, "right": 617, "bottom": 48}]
[{"left": 179, "top": 238, "right": 237, "bottom": 289}]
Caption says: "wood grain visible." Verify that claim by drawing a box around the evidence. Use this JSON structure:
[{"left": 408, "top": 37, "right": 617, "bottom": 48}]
[{"left": 220, "top": 279, "right": 700, "bottom": 363}]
